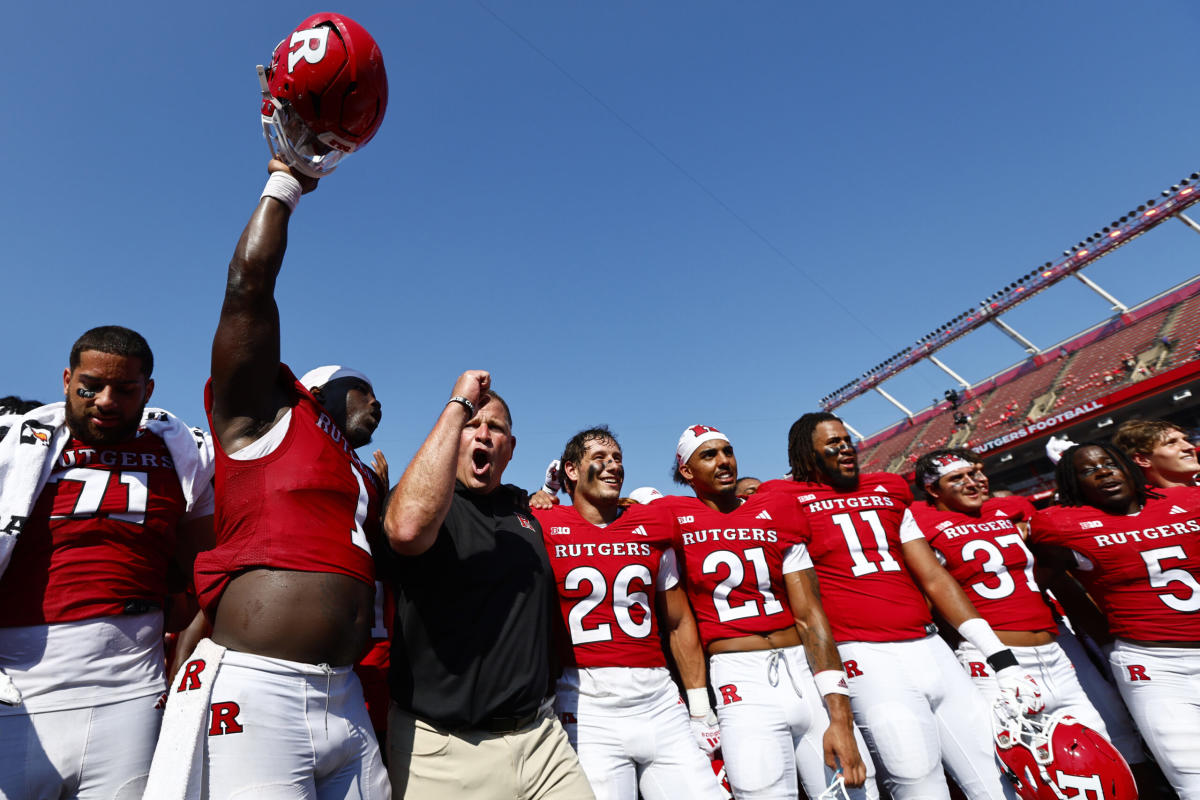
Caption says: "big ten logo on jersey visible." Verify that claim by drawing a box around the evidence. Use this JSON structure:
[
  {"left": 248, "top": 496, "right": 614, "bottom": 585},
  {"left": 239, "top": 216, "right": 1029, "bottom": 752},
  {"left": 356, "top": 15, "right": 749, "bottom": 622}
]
[
  {"left": 288, "top": 26, "right": 330, "bottom": 73},
  {"left": 550, "top": 526, "right": 571, "bottom": 536},
  {"left": 209, "top": 701, "right": 244, "bottom": 736}
]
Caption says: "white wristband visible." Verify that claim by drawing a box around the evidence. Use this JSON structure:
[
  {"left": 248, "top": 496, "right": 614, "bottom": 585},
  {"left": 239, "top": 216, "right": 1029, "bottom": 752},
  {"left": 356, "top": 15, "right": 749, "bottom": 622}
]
[
  {"left": 813, "top": 669, "right": 850, "bottom": 696},
  {"left": 686, "top": 688, "right": 711, "bottom": 717},
  {"left": 261, "top": 172, "right": 302, "bottom": 213},
  {"left": 957, "top": 617, "right": 1006, "bottom": 658}
]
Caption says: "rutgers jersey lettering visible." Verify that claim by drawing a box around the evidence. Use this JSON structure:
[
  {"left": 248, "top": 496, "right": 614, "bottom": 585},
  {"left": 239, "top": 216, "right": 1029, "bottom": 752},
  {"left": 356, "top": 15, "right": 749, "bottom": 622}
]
[
  {"left": 904, "top": 504, "right": 1055, "bottom": 633},
  {"left": 759, "top": 473, "right": 931, "bottom": 642},
  {"left": 1030, "top": 486, "right": 1200, "bottom": 642},
  {"left": 0, "top": 433, "right": 188, "bottom": 626},
  {"left": 665, "top": 493, "right": 807, "bottom": 648},
  {"left": 534, "top": 503, "right": 676, "bottom": 669},
  {"left": 195, "top": 367, "right": 380, "bottom": 611}
]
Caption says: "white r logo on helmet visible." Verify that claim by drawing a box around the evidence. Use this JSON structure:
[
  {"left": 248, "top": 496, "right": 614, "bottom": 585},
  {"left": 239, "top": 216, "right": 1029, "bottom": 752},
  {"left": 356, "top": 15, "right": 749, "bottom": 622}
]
[{"left": 287, "top": 27, "right": 330, "bottom": 73}]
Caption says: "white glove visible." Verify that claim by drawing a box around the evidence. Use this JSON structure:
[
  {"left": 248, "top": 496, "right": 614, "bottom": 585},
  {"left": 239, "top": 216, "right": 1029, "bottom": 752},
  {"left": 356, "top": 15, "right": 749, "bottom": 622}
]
[
  {"left": 542, "top": 459, "right": 562, "bottom": 495},
  {"left": 690, "top": 708, "right": 721, "bottom": 756},
  {"left": 0, "top": 668, "right": 22, "bottom": 706},
  {"left": 995, "top": 667, "right": 1043, "bottom": 718}
]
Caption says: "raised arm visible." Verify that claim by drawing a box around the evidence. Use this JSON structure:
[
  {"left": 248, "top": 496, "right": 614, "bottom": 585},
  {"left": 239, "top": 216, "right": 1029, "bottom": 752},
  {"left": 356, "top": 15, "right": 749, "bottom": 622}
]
[
  {"left": 385, "top": 371, "right": 490, "bottom": 556},
  {"left": 209, "top": 161, "right": 316, "bottom": 452},
  {"left": 784, "top": 568, "right": 866, "bottom": 786}
]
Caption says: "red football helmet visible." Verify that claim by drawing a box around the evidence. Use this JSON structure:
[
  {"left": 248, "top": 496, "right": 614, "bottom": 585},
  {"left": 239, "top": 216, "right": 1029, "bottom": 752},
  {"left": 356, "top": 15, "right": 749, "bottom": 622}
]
[
  {"left": 257, "top": 13, "right": 388, "bottom": 177},
  {"left": 994, "top": 711, "right": 1137, "bottom": 800}
]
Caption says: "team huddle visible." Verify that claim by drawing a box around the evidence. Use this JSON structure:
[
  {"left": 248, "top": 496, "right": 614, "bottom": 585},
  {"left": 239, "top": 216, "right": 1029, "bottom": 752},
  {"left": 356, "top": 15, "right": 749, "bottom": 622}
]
[{"left": 1, "top": 11, "right": 1198, "bottom": 800}]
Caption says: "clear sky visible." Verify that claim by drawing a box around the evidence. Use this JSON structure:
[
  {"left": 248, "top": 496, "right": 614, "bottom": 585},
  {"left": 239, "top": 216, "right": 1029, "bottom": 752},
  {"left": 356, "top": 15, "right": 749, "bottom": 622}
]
[{"left": 5, "top": 1, "right": 1199, "bottom": 496}]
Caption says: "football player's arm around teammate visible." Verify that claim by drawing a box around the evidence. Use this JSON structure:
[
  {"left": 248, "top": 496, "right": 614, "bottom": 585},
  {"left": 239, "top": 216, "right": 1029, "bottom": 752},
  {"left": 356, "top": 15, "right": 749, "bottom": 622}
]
[{"left": 784, "top": 567, "right": 866, "bottom": 786}]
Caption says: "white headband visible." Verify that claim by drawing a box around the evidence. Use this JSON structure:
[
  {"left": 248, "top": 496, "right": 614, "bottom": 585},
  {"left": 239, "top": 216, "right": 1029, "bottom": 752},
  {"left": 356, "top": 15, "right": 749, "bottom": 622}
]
[
  {"left": 299, "top": 365, "right": 373, "bottom": 392},
  {"left": 676, "top": 425, "right": 730, "bottom": 467},
  {"left": 921, "top": 456, "right": 974, "bottom": 487}
]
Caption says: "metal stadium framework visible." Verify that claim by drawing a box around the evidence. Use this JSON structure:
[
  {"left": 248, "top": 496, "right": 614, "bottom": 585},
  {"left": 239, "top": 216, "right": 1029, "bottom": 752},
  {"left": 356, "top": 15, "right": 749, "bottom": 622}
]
[{"left": 820, "top": 171, "right": 1200, "bottom": 416}]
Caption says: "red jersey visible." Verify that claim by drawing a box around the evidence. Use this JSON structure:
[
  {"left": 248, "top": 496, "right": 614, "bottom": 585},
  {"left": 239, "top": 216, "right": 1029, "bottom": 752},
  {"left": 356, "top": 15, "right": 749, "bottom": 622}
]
[
  {"left": 195, "top": 367, "right": 381, "bottom": 611},
  {"left": 663, "top": 492, "right": 810, "bottom": 649},
  {"left": 534, "top": 503, "right": 677, "bottom": 669},
  {"left": 355, "top": 580, "right": 393, "bottom": 734},
  {"left": 901, "top": 504, "right": 1055, "bottom": 633},
  {"left": 759, "top": 473, "right": 932, "bottom": 642},
  {"left": 982, "top": 495, "right": 1037, "bottom": 524},
  {"left": 0, "top": 432, "right": 191, "bottom": 626},
  {"left": 1029, "top": 486, "right": 1200, "bottom": 643}
]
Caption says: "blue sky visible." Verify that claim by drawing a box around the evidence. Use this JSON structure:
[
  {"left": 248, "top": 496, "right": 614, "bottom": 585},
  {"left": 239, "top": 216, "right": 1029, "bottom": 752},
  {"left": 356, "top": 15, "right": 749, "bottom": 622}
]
[{"left": 5, "top": 2, "right": 1199, "bottom": 496}]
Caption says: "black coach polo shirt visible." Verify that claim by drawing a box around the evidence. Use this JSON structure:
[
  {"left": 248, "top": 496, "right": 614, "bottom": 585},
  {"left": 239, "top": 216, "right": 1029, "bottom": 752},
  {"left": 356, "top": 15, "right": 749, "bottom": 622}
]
[{"left": 387, "top": 481, "right": 558, "bottom": 730}]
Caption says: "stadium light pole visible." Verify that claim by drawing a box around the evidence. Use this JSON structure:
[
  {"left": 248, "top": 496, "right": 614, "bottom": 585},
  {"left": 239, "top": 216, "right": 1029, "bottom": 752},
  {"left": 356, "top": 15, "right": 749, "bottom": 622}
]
[
  {"left": 990, "top": 318, "right": 1039, "bottom": 355},
  {"left": 1073, "top": 272, "right": 1128, "bottom": 313},
  {"left": 873, "top": 386, "right": 914, "bottom": 420},
  {"left": 842, "top": 421, "right": 865, "bottom": 441},
  {"left": 928, "top": 355, "right": 971, "bottom": 389}
]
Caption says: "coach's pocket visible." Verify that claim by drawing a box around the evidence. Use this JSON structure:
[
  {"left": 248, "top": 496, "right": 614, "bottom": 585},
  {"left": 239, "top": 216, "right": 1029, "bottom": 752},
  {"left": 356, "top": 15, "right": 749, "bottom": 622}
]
[{"left": 409, "top": 717, "right": 452, "bottom": 756}]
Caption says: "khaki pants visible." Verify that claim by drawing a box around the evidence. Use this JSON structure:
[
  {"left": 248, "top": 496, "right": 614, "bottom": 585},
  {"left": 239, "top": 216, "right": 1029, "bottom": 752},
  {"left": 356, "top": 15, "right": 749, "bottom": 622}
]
[{"left": 387, "top": 703, "right": 595, "bottom": 800}]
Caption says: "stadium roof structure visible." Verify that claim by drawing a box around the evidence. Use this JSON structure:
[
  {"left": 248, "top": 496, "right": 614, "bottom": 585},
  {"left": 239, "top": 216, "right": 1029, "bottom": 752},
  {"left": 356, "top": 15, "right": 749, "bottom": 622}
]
[
  {"left": 820, "top": 172, "right": 1200, "bottom": 413},
  {"left": 854, "top": 276, "right": 1200, "bottom": 494}
]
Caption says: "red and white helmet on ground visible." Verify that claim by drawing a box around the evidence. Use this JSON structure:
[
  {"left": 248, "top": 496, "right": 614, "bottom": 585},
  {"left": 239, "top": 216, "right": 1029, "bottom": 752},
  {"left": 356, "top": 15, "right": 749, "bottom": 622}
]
[
  {"left": 994, "top": 710, "right": 1137, "bottom": 800},
  {"left": 257, "top": 13, "right": 388, "bottom": 178}
]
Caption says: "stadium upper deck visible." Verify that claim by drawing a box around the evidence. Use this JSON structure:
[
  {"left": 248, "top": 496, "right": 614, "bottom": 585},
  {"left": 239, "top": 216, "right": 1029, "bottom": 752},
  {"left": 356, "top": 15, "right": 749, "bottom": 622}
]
[{"left": 856, "top": 276, "right": 1200, "bottom": 494}]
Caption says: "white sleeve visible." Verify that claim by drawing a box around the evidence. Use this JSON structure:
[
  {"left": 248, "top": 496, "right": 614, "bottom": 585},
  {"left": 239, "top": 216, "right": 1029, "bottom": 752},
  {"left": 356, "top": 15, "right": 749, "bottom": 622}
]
[
  {"left": 898, "top": 508, "right": 926, "bottom": 543},
  {"left": 782, "top": 542, "right": 813, "bottom": 573},
  {"left": 183, "top": 478, "right": 216, "bottom": 520},
  {"left": 656, "top": 548, "right": 680, "bottom": 590}
]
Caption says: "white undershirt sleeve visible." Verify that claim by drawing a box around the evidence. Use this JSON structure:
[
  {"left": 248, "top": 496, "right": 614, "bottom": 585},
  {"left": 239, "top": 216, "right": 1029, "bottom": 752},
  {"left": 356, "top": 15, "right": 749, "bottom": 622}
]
[
  {"left": 782, "top": 542, "right": 813, "bottom": 573},
  {"left": 656, "top": 548, "right": 680, "bottom": 590}
]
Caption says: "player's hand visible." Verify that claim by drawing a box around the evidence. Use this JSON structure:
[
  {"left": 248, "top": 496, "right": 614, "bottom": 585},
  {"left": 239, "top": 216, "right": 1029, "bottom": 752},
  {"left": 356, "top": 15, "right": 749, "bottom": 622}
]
[
  {"left": 529, "top": 490, "right": 558, "bottom": 510},
  {"left": 371, "top": 450, "right": 390, "bottom": 487},
  {"left": 268, "top": 158, "right": 319, "bottom": 194},
  {"left": 543, "top": 459, "right": 562, "bottom": 494},
  {"left": 995, "top": 667, "right": 1044, "bottom": 718},
  {"left": 822, "top": 719, "right": 866, "bottom": 787},
  {"left": 450, "top": 371, "right": 491, "bottom": 416},
  {"left": 690, "top": 709, "right": 721, "bottom": 756}
]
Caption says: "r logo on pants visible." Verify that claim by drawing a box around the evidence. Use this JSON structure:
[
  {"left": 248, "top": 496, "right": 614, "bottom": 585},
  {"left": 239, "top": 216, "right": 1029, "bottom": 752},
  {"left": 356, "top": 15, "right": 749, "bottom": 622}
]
[
  {"left": 209, "top": 701, "right": 244, "bottom": 735},
  {"left": 719, "top": 684, "right": 742, "bottom": 705}
]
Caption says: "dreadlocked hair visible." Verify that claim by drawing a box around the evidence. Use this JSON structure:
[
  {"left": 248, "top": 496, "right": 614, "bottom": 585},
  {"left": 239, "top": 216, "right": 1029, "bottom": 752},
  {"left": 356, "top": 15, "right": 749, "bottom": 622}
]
[
  {"left": 787, "top": 412, "right": 842, "bottom": 482},
  {"left": 1054, "top": 441, "right": 1150, "bottom": 509}
]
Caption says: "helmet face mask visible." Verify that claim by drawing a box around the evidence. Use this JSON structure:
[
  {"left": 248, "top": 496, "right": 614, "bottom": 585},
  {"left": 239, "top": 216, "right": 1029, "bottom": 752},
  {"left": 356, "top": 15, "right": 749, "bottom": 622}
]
[
  {"left": 257, "top": 14, "right": 387, "bottom": 178},
  {"left": 994, "top": 711, "right": 1137, "bottom": 800}
]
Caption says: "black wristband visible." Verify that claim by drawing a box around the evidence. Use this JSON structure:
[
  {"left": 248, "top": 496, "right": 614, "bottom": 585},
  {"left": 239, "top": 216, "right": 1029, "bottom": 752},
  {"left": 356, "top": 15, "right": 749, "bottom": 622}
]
[{"left": 986, "top": 649, "right": 1018, "bottom": 672}]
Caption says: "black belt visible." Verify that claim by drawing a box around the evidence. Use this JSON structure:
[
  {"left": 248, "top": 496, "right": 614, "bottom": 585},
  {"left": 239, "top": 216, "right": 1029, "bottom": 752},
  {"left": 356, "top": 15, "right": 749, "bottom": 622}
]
[{"left": 475, "top": 707, "right": 541, "bottom": 734}]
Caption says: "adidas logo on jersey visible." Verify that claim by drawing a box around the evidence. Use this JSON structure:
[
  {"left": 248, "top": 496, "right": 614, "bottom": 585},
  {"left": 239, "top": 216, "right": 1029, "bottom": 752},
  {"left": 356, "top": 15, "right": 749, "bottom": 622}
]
[
  {"left": 1169, "top": 505, "right": 1187, "bottom": 515},
  {"left": 873, "top": 485, "right": 889, "bottom": 493},
  {"left": 1080, "top": 520, "right": 1102, "bottom": 530},
  {"left": 992, "top": 510, "right": 1009, "bottom": 518},
  {"left": 755, "top": 510, "right": 773, "bottom": 521},
  {"left": 550, "top": 526, "right": 571, "bottom": 536},
  {"left": 631, "top": 525, "right": 648, "bottom": 537}
]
